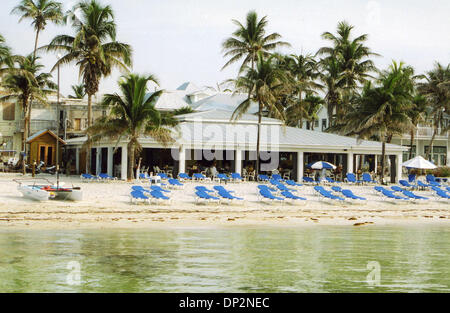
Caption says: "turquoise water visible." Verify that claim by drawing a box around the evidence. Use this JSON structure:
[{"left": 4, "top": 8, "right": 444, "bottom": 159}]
[{"left": 0, "top": 225, "right": 449, "bottom": 292}]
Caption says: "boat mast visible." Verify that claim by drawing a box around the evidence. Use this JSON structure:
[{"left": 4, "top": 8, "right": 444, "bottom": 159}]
[{"left": 56, "top": 60, "right": 60, "bottom": 188}]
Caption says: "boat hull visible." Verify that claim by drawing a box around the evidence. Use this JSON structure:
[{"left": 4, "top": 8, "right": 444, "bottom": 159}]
[{"left": 17, "top": 185, "right": 51, "bottom": 201}]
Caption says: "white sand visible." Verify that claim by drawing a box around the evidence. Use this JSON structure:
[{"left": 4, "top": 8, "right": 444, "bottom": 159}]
[{"left": 0, "top": 173, "right": 449, "bottom": 229}]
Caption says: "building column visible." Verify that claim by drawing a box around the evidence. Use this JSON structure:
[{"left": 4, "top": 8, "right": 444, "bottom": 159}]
[
  {"left": 396, "top": 153, "right": 403, "bottom": 183},
  {"left": 347, "top": 152, "right": 354, "bottom": 174},
  {"left": 374, "top": 154, "right": 378, "bottom": 174},
  {"left": 179, "top": 146, "right": 186, "bottom": 174},
  {"left": 235, "top": 148, "right": 242, "bottom": 174},
  {"left": 107, "top": 147, "right": 113, "bottom": 177},
  {"left": 96, "top": 147, "right": 101, "bottom": 175},
  {"left": 297, "top": 151, "right": 304, "bottom": 182},
  {"left": 121, "top": 145, "right": 128, "bottom": 180},
  {"left": 447, "top": 139, "right": 450, "bottom": 165},
  {"left": 75, "top": 147, "right": 80, "bottom": 174}
]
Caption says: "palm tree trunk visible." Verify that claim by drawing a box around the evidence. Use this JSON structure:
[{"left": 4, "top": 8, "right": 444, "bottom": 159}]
[
  {"left": 27, "top": 29, "right": 40, "bottom": 138},
  {"left": 380, "top": 140, "right": 386, "bottom": 184},
  {"left": 128, "top": 142, "right": 135, "bottom": 181},
  {"left": 22, "top": 99, "right": 29, "bottom": 175},
  {"left": 85, "top": 93, "right": 93, "bottom": 173},
  {"left": 409, "top": 129, "right": 415, "bottom": 159},
  {"left": 256, "top": 104, "right": 262, "bottom": 177},
  {"left": 427, "top": 128, "right": 437, "bottom": 161},
  {"left": 33, "top": 29, "right": 40, "bottom": 59}
]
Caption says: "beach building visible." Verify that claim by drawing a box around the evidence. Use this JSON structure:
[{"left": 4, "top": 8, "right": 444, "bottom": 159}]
[
  {"left": 64, "top": 82, "right": 408, "bottom": 182},
  {"left": 0, "top": 93, "right": 104, "bottom": 166},
  {"left": 301, "top": 106, "right": 450, "bottom": 167}
]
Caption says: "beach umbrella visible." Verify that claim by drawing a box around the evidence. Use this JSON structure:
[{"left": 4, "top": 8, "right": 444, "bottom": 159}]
[
  {"left": 402, "top": 155, "right": 437, "bottom": 169},
  {"left": 307, "top": 161, "right": 337, "bottom": 170}
]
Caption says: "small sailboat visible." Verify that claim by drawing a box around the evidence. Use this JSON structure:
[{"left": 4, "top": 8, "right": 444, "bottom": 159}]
[
  {"left": 14, "top": 178, "right": 83, "bottom": 201},
  {"left": 15, "top": 178, "right": 55, "bottom": 201}
]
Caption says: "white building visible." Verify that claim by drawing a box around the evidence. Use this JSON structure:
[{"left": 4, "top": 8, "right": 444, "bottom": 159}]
[{"left": 65, "top": 83, "right": 408, "bottom": 182}]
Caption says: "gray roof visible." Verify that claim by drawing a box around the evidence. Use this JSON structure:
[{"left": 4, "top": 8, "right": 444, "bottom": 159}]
[
  {"left": 65, "top": 109, "right": 407, "bottom": 153},
  {"left": 153, "top": 90, "right": 190, "bottom": 111},
  {"left": 191, "top": 93, "right": 258, "bottom": 113},
  {"left": 176, "top": 109, "right": 282, "bottom": 125},
  {"left": 173, "top": 119, "right": 406, "bottom": 152},
  {"left": 176, "top": 82, "right": 201, "bottom": 93}
]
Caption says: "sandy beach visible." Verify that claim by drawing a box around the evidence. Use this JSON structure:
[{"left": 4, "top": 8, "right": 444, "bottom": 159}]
[{"left": 0, "top": 173, "right": 449, "bottom": 230}]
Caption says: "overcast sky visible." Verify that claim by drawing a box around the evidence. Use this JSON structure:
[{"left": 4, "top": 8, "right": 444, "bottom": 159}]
[{"left": 1, "top": 0, "right": 449, "bottom": 96}]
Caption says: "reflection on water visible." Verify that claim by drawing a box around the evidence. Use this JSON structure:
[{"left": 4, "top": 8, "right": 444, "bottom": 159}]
[{"left": 0, "top": 226, "right": 449, "bottom": 292}]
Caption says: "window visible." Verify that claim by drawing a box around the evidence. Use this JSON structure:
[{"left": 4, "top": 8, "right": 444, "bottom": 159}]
[
  {"left": 314, "top": 120, "right": 319, "bottom": 128},
  {"left": 2, "top": 103, "right": 15, "bottom": 121},
  {"left": 102, "top": 110, "right": 106, "bottom": 117},
  {"left": 424, "top": 146, "right": 447, "bottom": 166},
  {"left": 74, "top": 118, "right": 81, "bottom": 131},
  {"left": 321, "top": 119, "right": 327, "bottom": 131}
]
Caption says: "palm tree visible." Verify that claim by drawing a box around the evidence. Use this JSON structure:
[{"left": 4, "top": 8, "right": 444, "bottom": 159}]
[
  {"left": 222, "top": 10, "right": 290, "bottom": 72},
  {"left": 11, "top": 0, "right": 63, "bottom": 58},
  {"left": 86, "top": 74, "right": 177, "bottom": 180},
  {"left": 334, "top": 61, "right": 415, "bottom": 183},
  {"left": 417, "top": 62, "right": 450, "bottom": 160},
  {"left": 68, "top": 83, "right": 86, "bottom": 99},
  {"left": 407, "top": 94, "right": 427, "bottom": 159},
  {"left": 317, "top": 21, "right": 378, "bottom": 123},
  {"left": 231, "top": 53, "right": 288, "bottom": 175},
  {"left": 44, "top": 0, "right": 132, "bottom": 172},
  {"left": 278, "top": 53, "right": 322, "bottom": 127},
  {"left": 1, "top": 55, "right": 56, "bottom": 173},
  {"left": 0, "top": 34, "right": 11, "bottom": 68}
]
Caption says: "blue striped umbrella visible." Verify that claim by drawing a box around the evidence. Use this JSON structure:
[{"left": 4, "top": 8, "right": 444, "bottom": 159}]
[{"left": 307, "top": 161, "right": 336, "bottom": 170}]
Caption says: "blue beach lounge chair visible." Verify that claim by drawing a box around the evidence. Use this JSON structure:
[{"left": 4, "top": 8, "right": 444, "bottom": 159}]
[
  {"left": 258, "top": 174, "right": 270, "bottom": 182},
  {"left": 362, "top": 173, "right": 376, "bottom": 184},
  {"left": 400, "top": 189, "right": 428, "bottom": 201},
  {"left": 157, "top": 172, "right": 170, "bottom": 180},
  {"left": 98, "top": 173, "right": 117, "bottom": 181},
  {"left": 81, "top": 173, "right": 98, "bottom": 182},
  {"left": 257, "top": 185, "right": 278, "bottom": 193},
  {"left": 178, "top": 173, "right": 192, "bottom": 180},
  {"left": 399, "top": 180, "right": 416, "bottom": 189},
  {"left": 195, "top": 186, "right": 215, "bottom": 193},
  {"left": 331, "top": 186, "right": 342, "bottom": 193},
  {"left": 280, "top": 190, "right": 306, "bottom": 201},
  {"left": 193, "top": 173, "right": 211, "bottom": 182},
  {"left": 314, "top": 186, "right": 345, "bottom": 202},
  {"left": 341, "top": 189, "right": 366, "bottom": 201},
  {"left": 139, "top": 173, "right": 151, "bottom": 180},
  {"left": 130, "top": 190, "right": 150, "bottom": 203},
  {"left": 149, "top": 190, "right": 171, "bottom": 203},
  {"left": 408, "top": 174, "right": 416, "bottom": 183},
  {"left": 216, "top": 189, "right": 243, "bottom": 202},
  {"left": 271, "top": 174, "right": 284, "bottom": 181},
  {"left": 168, "top": 178, "right": 184, "bottom": 189},
  {"left": 216, "top": 173, "right": 230, "bottom": 183},
  {"left": 346, "top": 173, "right": 362, "bottom": 184},
  {"left": 231, "top": 173, "right": 244, "bottom": 182},
  {"left": 150, "top": 185, "right": 171, "bottom": 193},
  {"left": 325, "top": 177, "right": 338, "bottom": 184},
  {"left": 258, "top": 188, "right": 284, "bottom": 202},
  {"left": 195, "top": 190, "right": 220, "bottom": 204},
  {"left": 302, "top": 176, "right": 315, "bottom": 184},
  {"left": 285, "top": 180, "right": 302, "bottom": 187}
]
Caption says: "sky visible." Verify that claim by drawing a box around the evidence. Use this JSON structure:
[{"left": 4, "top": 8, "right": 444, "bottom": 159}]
[{"left": 1, "top": 0, "right": 449, "bottom": 97}]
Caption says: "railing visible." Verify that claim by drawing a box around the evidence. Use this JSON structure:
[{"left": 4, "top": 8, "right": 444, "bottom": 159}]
[
  {"left": 16, "top": 120, "right": 57, "bottom": 133},
  {"left": 417, "top": 127, "right": 449, "bottom": 138}
]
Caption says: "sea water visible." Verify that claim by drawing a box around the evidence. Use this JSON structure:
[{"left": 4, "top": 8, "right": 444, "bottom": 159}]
[{"left": 0, "top": 225, "right": 449, "bottom": 292}]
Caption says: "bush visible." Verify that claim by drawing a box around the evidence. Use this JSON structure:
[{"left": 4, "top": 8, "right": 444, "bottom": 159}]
[{"left": 427, "top": 166, "right": 450, "bottom": 177}]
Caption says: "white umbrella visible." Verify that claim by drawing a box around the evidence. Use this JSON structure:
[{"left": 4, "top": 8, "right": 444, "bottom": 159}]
[
  {"left": 308, "top": 161, "right": 337, "bottom": 170},
  {"left": 402, "top": 156, "right": 437, "bottom": 169}
]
